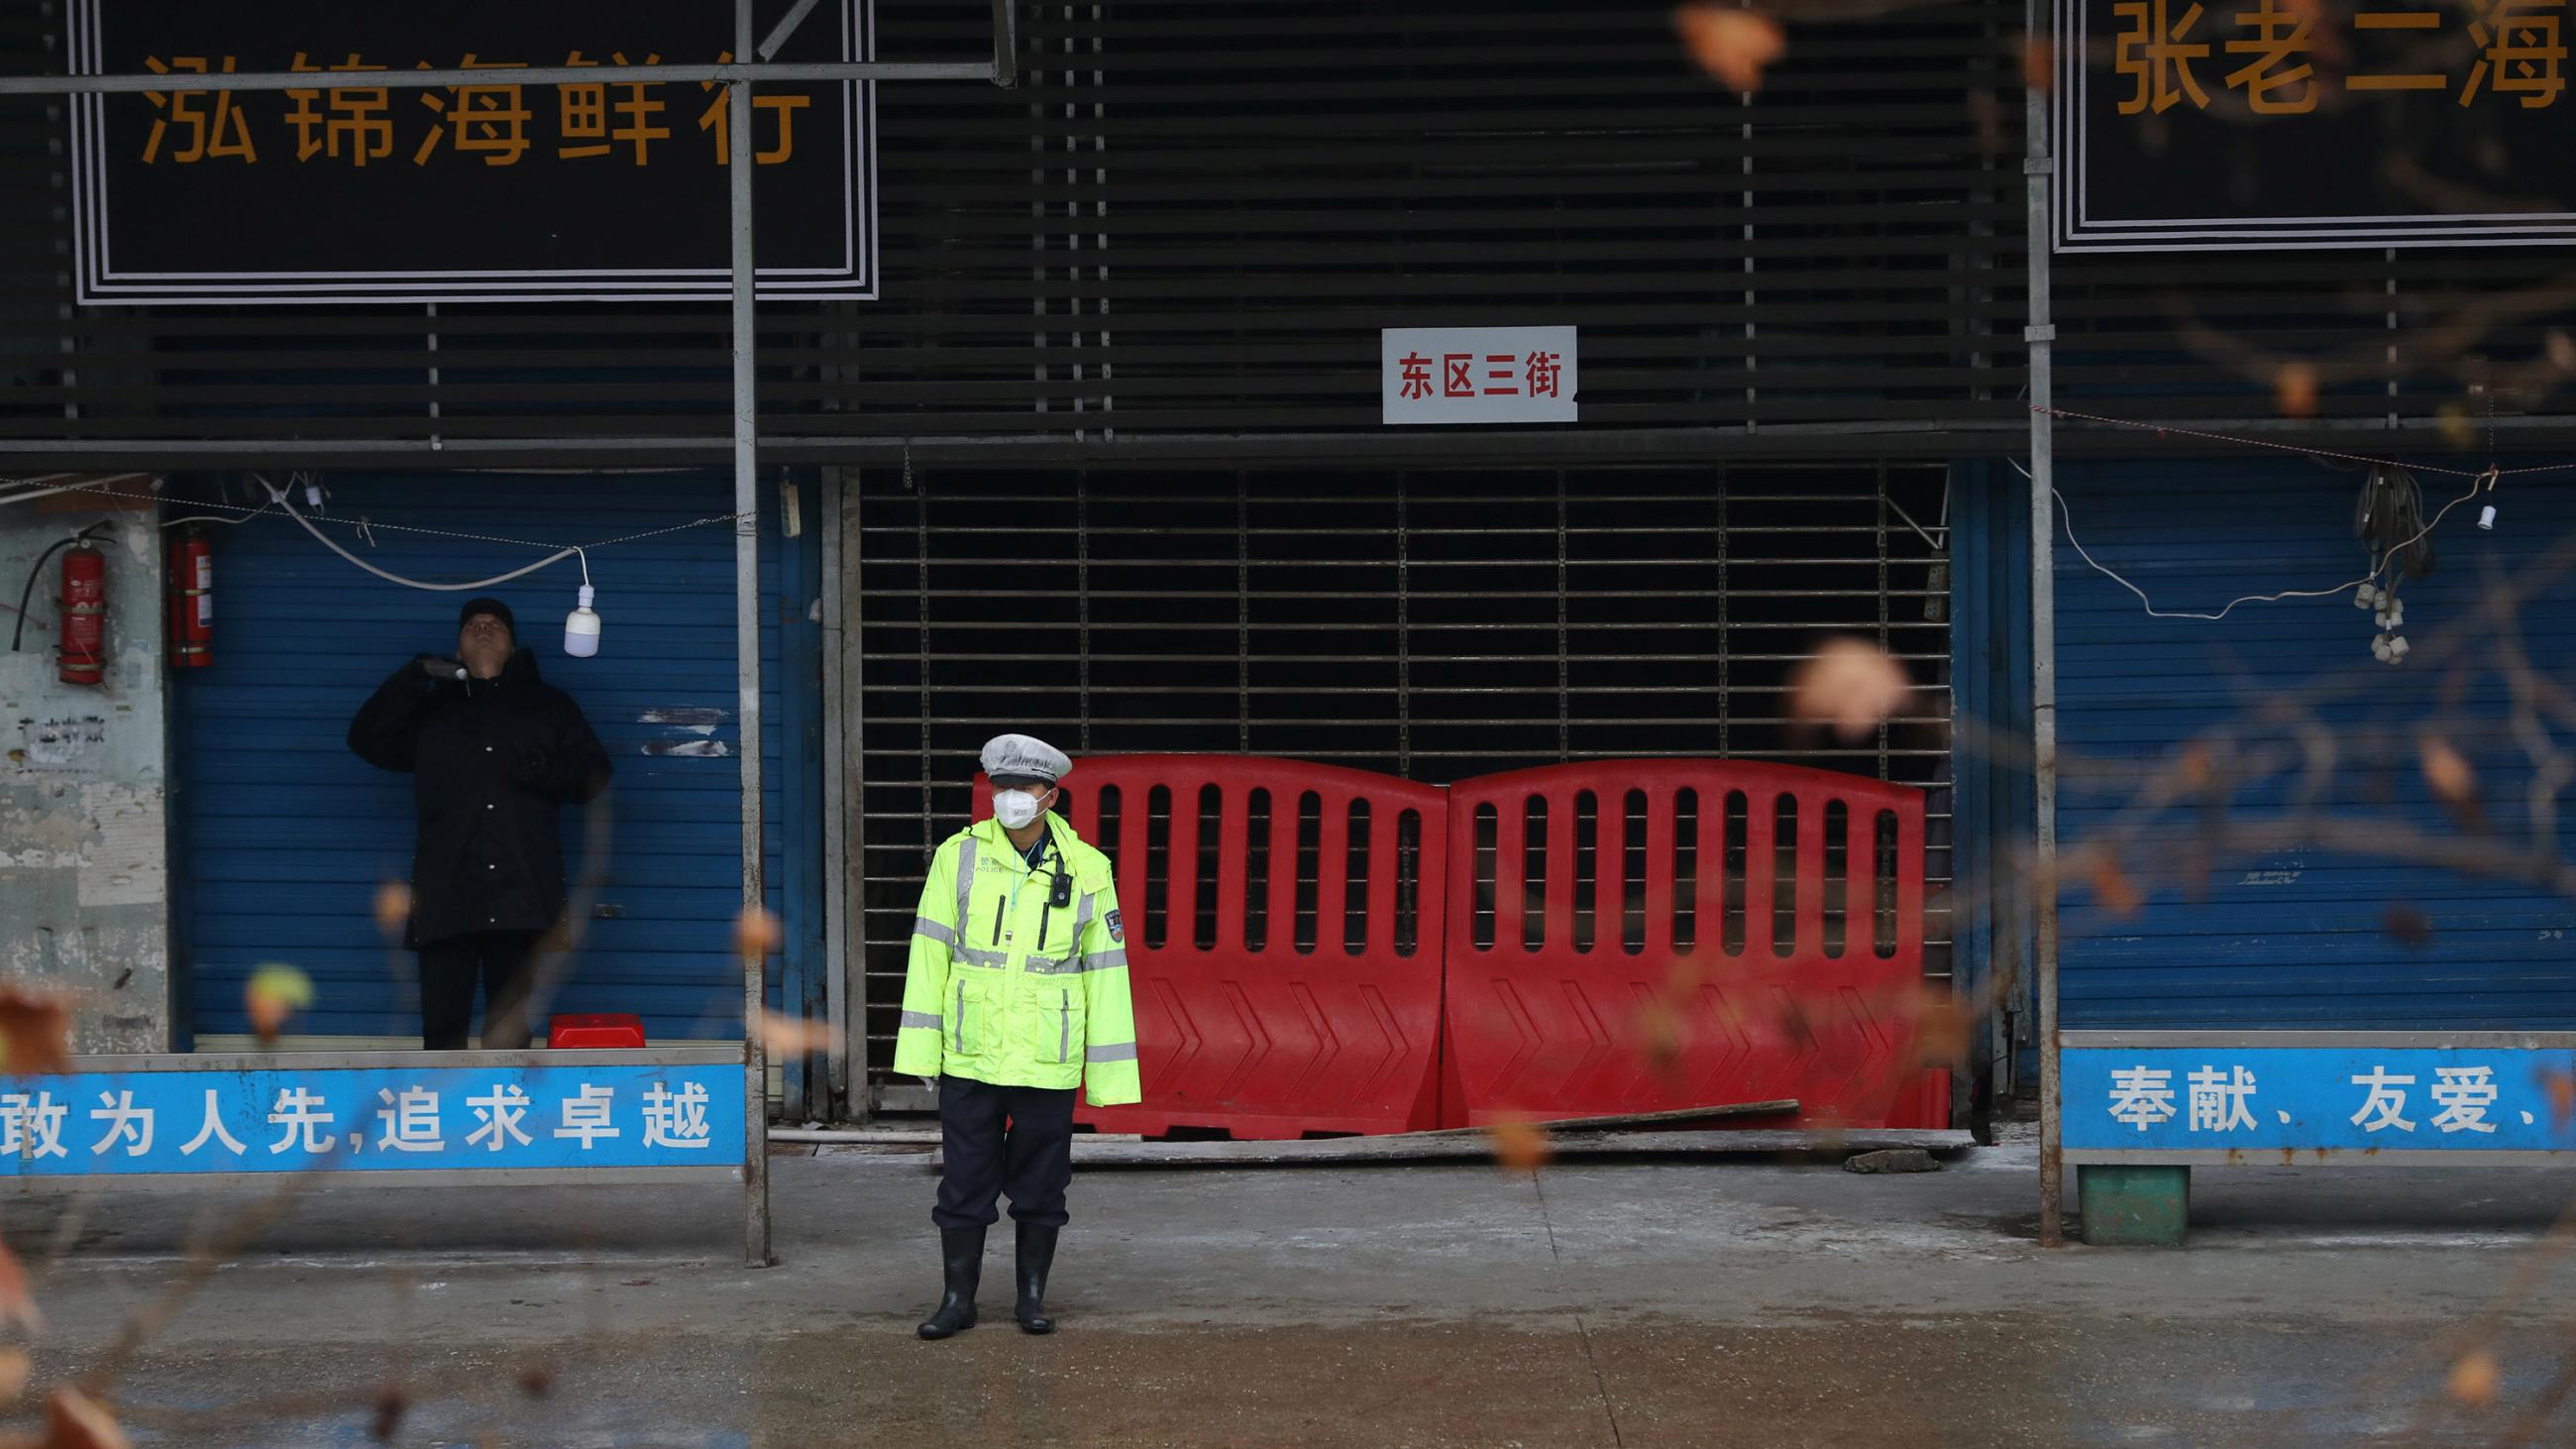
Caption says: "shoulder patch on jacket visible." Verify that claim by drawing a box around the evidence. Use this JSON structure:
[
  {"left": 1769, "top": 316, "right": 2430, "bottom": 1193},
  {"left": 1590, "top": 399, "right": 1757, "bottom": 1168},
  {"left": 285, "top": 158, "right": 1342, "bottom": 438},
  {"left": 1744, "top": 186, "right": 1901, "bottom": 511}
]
[{"left": 1105, "top": 909, "right": 1124, "bottom": 945}]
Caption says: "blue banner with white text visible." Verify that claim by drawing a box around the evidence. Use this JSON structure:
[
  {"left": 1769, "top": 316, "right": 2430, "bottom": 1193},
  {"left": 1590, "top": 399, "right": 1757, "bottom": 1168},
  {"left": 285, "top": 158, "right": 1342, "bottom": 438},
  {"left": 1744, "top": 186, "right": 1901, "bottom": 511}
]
[
  {"left": 2065, "top": 1047, "right": 2576, "bottom": 1153},
  {"left": 0, "top": 1062, "right": 743, "bottom": 1175}
]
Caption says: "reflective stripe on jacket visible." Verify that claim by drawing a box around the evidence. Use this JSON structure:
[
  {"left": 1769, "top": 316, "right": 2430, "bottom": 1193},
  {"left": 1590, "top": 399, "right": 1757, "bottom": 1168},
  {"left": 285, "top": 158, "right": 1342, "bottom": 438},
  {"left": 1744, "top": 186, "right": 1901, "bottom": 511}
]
[{"left": 893, "top": 813, "right": 1142, "bottom": 1107}]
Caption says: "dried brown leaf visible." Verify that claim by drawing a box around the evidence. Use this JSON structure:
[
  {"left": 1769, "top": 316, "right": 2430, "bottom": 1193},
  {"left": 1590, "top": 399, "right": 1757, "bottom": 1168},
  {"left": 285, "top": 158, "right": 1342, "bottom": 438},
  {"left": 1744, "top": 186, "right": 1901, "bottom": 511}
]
[
  {"left": 2178, "top": 744, "right": 2212, "bottom": 792},
  {"left": 517, "top": 1366, "right": 554, "bottom": 1398},
  {"left": 2420, "top": 738, "right": 2474, "bottom": 799},
  {"left": 2448, "top": 1349, "right": 2500, "bottom": 1409},
  {"left": 2280, "top": 0, "right": 2345, "bottom": 63},
  {"left": 751, "top": 1008, "right": 833, "bottom": 1057},
  {"left": 370, "top": 1387, "right": 406, "bottom": 1442},
  {"left": 2419, "top": 737, "right": 2481, "bottom": 829},
  {"left": 1638, "top": 1000, "right": 1685, "bottom": 1078},
  {"left": 0, "top": 1239, "right": 39, "bottom": 1337},
  {"left": 1787, "top": 637, "right": 1914, "bottom": 742},
  {"left": 735, "top": 907, "right": 784, "bottom": 961},
  {"left": 373, "top": 882, "right": 412, "bottom": 939},
  {"left": 2090, "top": 856, "right": 2142, "bottom": 918},
  {"left": 41, "top": 1388, "right": 126, "bottom": 1449},
  {"left": 2273, "top": 363, "right": 2318, "bottom": 418},
  {"left": 1487, "top": 1117, "right": 1554, "bottom": 1175},
  {"left": 1915, "top": 988, "right": 1973, "bottom": 1067},
  {"left": 2382, "top": 906, "right": 2432, "bottom": 948},
  {"left": 1664, "top": 955, "right": 1703, "bottom": 998},
  {"left": 0, "top": 990, "right": 70, "bottom": 1078},
  {"left": 2437, "top": 401, "right": 2478, "bottom": 451},
  {"left": 2020, "top": 35, "right": 2053, "bottom": 92},
  {"left": 1674, "top": 4, "right": 1787, "bottom": 93},
  {"left": 245, "top": 964, "right": 313, "bottom": 1047}
]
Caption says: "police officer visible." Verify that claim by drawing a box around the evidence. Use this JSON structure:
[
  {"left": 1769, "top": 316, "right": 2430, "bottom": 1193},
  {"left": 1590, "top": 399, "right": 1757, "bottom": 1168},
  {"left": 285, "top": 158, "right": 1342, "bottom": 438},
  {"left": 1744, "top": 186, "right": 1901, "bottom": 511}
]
[{"left": 898, "top": 734, "right": 1140, "bottom": 1340}]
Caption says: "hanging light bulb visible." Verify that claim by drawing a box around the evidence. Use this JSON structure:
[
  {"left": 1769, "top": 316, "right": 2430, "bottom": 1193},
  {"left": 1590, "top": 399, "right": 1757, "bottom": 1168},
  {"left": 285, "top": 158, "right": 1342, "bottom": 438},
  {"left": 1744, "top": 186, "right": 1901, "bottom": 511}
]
[{"left": 563, "top": 550, "right": 601, "bottom": 658}]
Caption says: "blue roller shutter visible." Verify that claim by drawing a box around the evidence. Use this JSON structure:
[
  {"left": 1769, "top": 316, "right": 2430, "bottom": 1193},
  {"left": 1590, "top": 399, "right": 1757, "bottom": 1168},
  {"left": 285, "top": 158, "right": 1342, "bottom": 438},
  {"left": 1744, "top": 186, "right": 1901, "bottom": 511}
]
[
  {"left": 2055, "top": 457, "right": 2576, "bottom": 1029},
  {"left": 172, "top": 471, "right": 815, "bottom": 1044}
]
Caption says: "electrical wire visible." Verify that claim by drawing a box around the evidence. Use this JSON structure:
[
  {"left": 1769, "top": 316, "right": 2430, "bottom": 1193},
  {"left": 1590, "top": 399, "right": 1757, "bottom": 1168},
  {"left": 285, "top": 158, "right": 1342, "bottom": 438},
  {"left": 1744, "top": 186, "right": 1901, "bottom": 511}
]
[
  {"left": 255, "top": 476, "right": 576, "bottom": 593},
  {"left": 2018, "top": 457, "right": 2487, "bottom": 621},
  {"left": 161, "top": 494, "right": 282, "bottom": 533},
  {"left": 24, "top": 471, "right": 751, "bottom": 562},
  {"left": 2033, "top": 403, "right": 2576, "bottom": 480}
]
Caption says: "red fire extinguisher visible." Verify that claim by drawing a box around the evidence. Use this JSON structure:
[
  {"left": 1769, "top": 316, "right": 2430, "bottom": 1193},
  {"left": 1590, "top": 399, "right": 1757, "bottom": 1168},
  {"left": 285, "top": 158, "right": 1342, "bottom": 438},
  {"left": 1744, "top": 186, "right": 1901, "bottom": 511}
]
[
  {"left": 167, "top": 530, "right": 212, "bottom": 670},
  {"left": 55, "top": 542, "right": 106, "bottom": 687}
]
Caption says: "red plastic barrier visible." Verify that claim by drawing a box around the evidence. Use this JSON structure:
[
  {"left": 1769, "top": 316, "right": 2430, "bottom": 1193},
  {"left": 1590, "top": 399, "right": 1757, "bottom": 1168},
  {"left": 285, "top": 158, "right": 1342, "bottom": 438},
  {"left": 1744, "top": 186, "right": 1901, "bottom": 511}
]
[
  {"left": 975, "top": 757, "right": 1449, "bottom": 1139},
  {"left": 1441, "top": 760, "right": 1945, "bottom": 1130}
]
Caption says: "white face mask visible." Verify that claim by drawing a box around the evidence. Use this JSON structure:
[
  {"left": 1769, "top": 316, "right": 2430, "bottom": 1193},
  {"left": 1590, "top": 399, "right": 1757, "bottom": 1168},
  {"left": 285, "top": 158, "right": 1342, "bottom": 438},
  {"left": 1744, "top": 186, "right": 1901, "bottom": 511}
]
[{"left": 993, "top": 787, "right": 1049, "bottom": 830}]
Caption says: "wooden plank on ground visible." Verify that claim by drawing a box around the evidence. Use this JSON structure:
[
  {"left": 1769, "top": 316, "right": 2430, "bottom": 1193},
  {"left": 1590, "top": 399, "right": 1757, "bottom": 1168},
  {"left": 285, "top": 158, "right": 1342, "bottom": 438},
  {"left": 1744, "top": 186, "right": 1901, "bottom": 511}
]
[
  {"left": 929, "top": 1128, "right": 1976, "bottom": 1171},
  {"left": 1379, "top": 1098, "right": 1798, "bottom": 1139}
]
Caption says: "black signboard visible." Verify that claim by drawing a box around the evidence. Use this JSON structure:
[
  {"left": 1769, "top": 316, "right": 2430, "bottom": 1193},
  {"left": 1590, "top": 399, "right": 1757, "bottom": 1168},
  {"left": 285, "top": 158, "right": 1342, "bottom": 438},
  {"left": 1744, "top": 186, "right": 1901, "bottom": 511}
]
[
  {"left": 68, "top": 1, "right": 876, "bottom": 304},
  {"left": 2056, "top": 0, "right": 2576, "bottom": 250}
]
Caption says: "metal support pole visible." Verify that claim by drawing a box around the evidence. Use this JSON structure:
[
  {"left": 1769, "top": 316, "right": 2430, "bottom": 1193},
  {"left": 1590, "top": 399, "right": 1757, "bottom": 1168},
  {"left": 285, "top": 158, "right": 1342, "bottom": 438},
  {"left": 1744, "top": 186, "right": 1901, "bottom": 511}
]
[
  {"left": 733, "top": 0, "right": 773, "bottom": 1270},
  {"left": 818, "top": 470, "right": 848, "bottom": 1116},
  {"left": 758, "top": 0, "right": 830, "bottom": 61},
  {"left": 2024, "top": 0, "right": 2064, "bottom": 1249},
  {"left": 992, "top": 0, "right": 1021, "bottom": 88},
  {"left": 822, "top": 468, "right": 870, "bottom": 1121}
]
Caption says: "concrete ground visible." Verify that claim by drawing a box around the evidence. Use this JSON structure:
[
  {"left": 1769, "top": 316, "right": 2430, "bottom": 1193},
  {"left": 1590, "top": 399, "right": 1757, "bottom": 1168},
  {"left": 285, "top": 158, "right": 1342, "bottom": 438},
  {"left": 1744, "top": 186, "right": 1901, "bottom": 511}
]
[{"left": 4, "top": 1142, "right": 2576, "bottom": 1447}]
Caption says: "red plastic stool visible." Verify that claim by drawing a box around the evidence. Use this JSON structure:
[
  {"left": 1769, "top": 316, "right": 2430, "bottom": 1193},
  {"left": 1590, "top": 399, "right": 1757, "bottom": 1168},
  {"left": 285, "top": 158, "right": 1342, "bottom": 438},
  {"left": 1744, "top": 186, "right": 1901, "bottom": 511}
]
[{"left": 547, "top": 1013, "right": 647, "bottom": 1050}]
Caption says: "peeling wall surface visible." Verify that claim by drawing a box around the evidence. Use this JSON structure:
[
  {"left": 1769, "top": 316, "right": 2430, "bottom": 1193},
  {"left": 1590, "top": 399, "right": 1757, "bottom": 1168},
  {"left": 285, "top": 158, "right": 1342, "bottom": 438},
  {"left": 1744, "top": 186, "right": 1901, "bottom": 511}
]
[{"left": 0, "top": 505, "right": 167, "bottom": 1052}]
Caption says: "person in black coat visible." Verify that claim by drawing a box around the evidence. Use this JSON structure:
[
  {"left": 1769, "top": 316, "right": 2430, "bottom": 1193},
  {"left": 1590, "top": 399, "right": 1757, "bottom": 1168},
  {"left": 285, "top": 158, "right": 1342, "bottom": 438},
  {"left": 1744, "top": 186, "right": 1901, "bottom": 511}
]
[{"left": 347, "top": 596, "right": 612, "bottom": 1050}]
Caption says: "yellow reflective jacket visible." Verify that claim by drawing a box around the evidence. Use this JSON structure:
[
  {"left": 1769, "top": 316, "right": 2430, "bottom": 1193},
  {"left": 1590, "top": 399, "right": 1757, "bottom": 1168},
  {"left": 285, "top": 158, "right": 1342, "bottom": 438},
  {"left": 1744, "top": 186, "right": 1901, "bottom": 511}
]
[{"left": 894, "top": 814, "right": 1142, "bottom": 1106}]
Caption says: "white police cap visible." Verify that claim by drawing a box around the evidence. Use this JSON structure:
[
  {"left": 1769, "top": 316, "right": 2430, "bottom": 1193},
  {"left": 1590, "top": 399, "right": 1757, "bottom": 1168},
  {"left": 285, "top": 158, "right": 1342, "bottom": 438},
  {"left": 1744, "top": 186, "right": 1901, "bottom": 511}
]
[{"left": 981, "top": 733, "right": 1071, "bottom": 786}]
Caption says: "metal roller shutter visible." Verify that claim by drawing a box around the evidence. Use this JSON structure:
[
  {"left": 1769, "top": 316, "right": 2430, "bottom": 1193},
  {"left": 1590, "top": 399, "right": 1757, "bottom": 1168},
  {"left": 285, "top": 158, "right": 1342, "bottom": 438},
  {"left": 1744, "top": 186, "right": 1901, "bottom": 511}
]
[
  {"left": 0, "top": 0, "right": 2029, "bottom": 465},
  {"left": 2055, "top": 457, "right": 2576, "bottom": 1029},
  {"left": 852, "top": 463, "right": 1956, "bottom": 1090},
  {"left": 172, "top": 470, "right": 814, "bottom": 1046}
]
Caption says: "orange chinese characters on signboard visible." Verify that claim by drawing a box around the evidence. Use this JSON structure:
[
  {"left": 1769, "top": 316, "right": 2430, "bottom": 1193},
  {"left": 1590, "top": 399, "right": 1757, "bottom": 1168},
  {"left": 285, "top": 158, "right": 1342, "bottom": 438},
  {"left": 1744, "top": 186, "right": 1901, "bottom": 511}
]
[
  {"left": 2462, "top": 0, "right": 2568, "bottom": 107},
  {"left": 2225, "top": 0, "right": 2317, "bottom": 113},
  {"left": 141, "top": 56, "right": 257, "bottom": 164},
  {"left": 2114, "top": 0, "right": 2212, "bottom": 113},
  {"left": 413, "top": 56, "right": 533, "bottom": 167},
  {"left": 2112, "top": 0, "right": 2567, "bottom": 110},
  {"left": 132, "top": 51, "right": 827, "bottom": 167}
]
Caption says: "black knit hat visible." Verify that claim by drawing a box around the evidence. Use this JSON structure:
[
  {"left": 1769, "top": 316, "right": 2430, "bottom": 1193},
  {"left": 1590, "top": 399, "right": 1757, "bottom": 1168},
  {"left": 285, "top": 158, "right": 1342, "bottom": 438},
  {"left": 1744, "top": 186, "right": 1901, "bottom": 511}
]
[{"left": 458, "top": 597, "right": 516, "bottom": 642}]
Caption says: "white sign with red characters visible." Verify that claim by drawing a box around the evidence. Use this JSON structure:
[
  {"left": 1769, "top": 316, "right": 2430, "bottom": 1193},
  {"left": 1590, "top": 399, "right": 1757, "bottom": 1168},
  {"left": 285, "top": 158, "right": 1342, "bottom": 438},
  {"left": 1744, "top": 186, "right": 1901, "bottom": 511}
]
[{"left": 1381, "top": 326, "right": 1577, "bottom": 425}]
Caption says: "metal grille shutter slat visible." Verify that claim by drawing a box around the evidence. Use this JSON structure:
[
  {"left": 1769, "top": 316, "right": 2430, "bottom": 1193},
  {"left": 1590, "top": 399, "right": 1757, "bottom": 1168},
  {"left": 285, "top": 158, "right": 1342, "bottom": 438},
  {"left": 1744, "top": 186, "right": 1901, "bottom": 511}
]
[
  {"left": 853, "top": 464, "right": 1957, "bottom": 1088},
  {"left": 0, "top": 0, "right": 2034, "bottom": 460}
]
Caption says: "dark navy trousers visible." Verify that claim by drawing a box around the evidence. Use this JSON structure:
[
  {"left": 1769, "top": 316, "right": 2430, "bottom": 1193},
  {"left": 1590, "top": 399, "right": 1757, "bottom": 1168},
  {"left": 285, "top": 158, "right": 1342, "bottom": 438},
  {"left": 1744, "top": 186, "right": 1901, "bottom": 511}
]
[{"left": 932, "top": 1074, "right": 1077, "bottom": 1230}]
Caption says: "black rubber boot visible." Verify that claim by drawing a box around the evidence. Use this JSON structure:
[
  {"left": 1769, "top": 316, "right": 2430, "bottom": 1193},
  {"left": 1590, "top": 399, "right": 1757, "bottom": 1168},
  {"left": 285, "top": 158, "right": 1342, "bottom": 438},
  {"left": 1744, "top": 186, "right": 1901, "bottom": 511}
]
[
  {"left": 916, "top": 1226, "right": 984, "bottom": 1340},
  {"left": 1015, "top": 1221, "right": 1060, "bottom": 1335}
]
